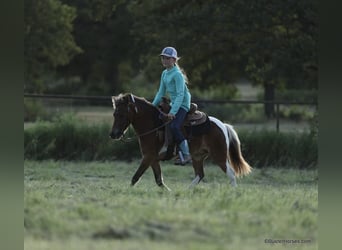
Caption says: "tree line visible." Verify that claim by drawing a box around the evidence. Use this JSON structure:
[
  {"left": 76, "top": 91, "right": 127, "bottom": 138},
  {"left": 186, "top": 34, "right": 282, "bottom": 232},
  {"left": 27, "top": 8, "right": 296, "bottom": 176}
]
[{"left": 24, "top": 0, "right": 317, "bottom": 116}]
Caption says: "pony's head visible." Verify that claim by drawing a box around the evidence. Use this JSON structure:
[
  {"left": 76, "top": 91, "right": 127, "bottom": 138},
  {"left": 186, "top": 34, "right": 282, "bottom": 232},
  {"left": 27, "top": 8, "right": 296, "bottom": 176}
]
[{"left": 109, "top": 93, "right": 137, "bottom": 139}]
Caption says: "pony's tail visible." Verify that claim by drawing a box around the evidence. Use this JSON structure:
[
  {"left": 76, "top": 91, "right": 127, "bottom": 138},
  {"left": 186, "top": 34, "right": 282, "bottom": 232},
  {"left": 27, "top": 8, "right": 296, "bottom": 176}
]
[{"left": 225, "top": 124, "right": 252, "bottom": 177}]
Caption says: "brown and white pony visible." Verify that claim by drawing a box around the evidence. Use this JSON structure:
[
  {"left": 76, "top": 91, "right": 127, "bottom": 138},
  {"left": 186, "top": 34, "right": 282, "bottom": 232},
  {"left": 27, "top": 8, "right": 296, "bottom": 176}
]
[{"left": 109, "top": 93, "right": 252, "bottom": 189}]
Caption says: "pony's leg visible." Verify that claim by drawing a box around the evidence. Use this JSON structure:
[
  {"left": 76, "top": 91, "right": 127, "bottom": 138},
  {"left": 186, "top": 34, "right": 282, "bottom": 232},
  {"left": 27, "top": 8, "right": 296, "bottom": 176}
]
[
  {"left": 188, "top": 159, "right": 205, "bottom": 188},
  {"left": 215, "top": 158, "right": 237, "bottom": 187},
  {"left": 151, "top": 160, "right": 171, "bottom": 191},
  {"left": 225, "top": 161, "right": 237, "bottom": 187},
  {"left": 131, "top": 157, "right": 151, "bottom": 186}
]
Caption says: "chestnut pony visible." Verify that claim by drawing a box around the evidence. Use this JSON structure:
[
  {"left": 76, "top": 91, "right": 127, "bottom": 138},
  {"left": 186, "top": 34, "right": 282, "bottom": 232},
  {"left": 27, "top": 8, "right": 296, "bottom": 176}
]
[{"left": 109, "top": 93, "right": 252, "bottom": 189}]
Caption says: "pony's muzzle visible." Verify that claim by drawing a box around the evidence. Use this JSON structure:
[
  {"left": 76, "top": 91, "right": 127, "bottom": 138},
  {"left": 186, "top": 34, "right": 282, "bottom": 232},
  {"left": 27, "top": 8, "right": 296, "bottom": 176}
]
[{"left": 109, "top": 129, "right": 123, "bottom": 139}]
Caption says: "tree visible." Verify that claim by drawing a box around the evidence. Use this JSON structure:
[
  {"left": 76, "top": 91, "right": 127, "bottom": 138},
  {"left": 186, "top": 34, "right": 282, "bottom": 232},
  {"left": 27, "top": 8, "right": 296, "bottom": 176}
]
[
  {"left": 233, "top": 0, "right": 318, "bottom": 116},
  {"left": 128, "top": 0, "right": 243, "bottom": 93},
  {"left": 24, "top": 0, "right": 317, "bottom": 105},
  {"left": 56, "top": 0, "right": 135, "bottom": 95},
  {"left": 24, "top": 0, "right": 82, "bottom": 92},
  {"left": 128, "top": 0, "right": 317, "bottom": 113}
]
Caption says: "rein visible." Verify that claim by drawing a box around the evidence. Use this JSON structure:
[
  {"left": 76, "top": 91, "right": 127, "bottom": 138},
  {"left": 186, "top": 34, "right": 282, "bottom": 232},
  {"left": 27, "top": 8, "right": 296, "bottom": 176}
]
[{"left": 120, "top": 117, "right": 172, "bottom": 142}]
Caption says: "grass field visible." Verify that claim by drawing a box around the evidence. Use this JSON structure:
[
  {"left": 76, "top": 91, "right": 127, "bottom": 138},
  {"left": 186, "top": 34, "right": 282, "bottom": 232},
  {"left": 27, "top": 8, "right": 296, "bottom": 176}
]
[{"left": 24, "top": 160, "right": 318, "bottom": 250}]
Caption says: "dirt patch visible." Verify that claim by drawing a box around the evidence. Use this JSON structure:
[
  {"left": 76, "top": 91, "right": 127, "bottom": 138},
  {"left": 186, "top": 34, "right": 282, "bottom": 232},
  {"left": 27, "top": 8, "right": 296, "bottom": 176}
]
[{"left": 93, "top": 226, "right": 131, "bottom": 239}]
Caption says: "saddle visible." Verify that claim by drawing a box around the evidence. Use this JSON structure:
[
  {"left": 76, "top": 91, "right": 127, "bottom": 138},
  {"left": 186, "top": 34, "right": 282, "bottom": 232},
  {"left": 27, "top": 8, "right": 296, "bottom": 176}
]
[
  {"left": 158, "top": 97, "right": 210, "bottom": 137},
  {"left": 184, "top": 103, "right": 208, "bottom": 127},
  {"left": 184, "top": 103, "right": 211, "bottom": 137}
]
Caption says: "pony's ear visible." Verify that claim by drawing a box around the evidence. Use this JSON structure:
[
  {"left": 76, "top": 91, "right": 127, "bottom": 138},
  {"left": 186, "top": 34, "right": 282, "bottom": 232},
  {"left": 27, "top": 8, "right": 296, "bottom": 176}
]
[
  {"left": 111, "top": 96, "right": 116, "bottom": 109},
  {"left": 127, "top": 94, "right": 138, "bottom": 113},
  {"left": 127, "top": 93, "right": 135, "bottom": 103}
]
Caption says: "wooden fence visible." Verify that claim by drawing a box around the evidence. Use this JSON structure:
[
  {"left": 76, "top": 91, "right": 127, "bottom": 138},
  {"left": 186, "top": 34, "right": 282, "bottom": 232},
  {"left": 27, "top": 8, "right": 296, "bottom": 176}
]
[{"left": 24, "top": 93, "right": 317, "bottom": 132}]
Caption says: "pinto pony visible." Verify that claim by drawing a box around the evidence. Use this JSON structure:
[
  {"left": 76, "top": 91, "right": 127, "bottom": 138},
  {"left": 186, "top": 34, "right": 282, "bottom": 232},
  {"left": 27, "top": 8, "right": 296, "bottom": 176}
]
[{"left": 109, "top": 93, "right": 251, "bottom": 189}]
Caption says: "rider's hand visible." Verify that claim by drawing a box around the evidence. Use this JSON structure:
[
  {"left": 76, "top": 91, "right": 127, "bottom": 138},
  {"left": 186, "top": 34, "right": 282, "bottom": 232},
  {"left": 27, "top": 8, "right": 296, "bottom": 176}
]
[{"left": 166, "top": 113, "right": 175, "bottom": 121}]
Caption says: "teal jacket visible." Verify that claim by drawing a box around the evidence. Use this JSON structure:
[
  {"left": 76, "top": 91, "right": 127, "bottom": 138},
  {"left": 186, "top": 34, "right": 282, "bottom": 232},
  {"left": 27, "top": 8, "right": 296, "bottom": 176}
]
[{"left": 152, "top": 65, "right": 191, "bottom": 115}]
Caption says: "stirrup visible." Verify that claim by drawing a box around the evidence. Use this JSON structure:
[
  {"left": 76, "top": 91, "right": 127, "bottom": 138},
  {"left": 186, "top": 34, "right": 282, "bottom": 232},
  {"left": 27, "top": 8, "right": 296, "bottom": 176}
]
[{"left": 174, "top": 152, "right": 192, "bottom": 166}]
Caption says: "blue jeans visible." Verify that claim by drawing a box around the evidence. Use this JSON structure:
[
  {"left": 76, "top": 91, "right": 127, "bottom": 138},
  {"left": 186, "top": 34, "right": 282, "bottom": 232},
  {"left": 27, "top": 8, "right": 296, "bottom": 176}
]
[{"left": 169, "top": 107, "right": 187, "bottom": 144}]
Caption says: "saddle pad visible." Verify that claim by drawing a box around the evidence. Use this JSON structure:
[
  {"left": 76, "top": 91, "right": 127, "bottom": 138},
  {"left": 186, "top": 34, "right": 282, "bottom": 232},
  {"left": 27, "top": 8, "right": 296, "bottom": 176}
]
[{"left": 185, "top": 114, "right": 211, "bottom": 136}]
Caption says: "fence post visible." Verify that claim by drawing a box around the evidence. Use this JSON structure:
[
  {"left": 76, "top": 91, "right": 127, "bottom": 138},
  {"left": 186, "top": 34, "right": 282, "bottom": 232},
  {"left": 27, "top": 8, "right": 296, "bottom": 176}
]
[{"left": 276, "top": 103, "right": 280, "bottom": 132}]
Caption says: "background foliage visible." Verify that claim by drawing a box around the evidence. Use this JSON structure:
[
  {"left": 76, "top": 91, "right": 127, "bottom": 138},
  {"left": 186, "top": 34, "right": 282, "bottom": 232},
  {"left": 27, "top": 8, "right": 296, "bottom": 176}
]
[
  {"left": 24, "top": 114, "right": 317, "bottom": 168},
  {"left": 24, "top": 0, "right": 318, "bottom": 108},
  {"left": 24, "top": 0, "right": 82, "bottom": 92}
]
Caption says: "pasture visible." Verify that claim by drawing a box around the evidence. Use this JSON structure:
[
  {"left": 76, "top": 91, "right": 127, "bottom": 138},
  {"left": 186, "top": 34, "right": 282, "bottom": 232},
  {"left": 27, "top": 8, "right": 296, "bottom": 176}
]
[{"left": 24, "top": 160, "right": 318, "bottom": 250}]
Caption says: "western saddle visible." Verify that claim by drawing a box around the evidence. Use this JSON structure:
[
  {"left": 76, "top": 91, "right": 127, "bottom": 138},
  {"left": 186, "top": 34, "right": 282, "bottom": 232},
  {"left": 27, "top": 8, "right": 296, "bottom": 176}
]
[{"left": 184, "top": 103, "right": 207, "bottom": 126}]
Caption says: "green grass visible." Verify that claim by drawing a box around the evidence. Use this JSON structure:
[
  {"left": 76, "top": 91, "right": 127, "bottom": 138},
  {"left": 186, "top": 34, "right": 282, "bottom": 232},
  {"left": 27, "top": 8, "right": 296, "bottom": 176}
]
[{"left": 24, "top": 160, "right": 318, "bottom": 250}]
